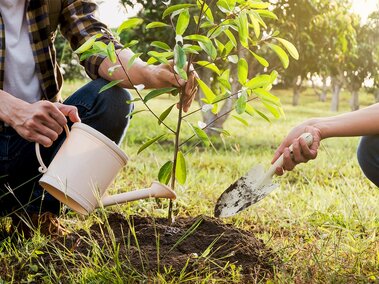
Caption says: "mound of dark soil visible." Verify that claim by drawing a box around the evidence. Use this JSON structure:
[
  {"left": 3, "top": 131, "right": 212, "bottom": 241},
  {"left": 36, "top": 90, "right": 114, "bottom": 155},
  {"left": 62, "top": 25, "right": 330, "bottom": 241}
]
[{"left": 5, "top": 214, "right": 280, "bottom": 282}]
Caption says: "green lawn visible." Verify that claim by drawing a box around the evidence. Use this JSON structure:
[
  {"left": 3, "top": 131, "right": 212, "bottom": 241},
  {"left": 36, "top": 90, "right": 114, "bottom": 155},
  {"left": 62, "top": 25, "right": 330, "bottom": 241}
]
[{"left": 1, "top": 81, "right": 378, "bottom": 283}]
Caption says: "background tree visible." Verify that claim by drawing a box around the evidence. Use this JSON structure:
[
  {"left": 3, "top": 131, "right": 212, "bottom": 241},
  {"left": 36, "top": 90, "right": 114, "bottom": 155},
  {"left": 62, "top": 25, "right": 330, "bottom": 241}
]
[{"left": 269, "top": 0, "right": 318, "bottom": 106}]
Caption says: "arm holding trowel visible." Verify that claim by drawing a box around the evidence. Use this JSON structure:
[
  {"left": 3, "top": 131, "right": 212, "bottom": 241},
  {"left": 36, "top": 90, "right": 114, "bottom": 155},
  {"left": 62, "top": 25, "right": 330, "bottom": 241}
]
[{"left": 272, "top": 103, "right": 379, "bottom": 187}]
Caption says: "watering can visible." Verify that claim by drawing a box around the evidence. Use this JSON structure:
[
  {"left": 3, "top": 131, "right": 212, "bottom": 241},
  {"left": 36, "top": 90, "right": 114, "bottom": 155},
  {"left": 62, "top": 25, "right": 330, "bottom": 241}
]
[{"left": 35, "top": 122, "right": 176, "bottom": 215}]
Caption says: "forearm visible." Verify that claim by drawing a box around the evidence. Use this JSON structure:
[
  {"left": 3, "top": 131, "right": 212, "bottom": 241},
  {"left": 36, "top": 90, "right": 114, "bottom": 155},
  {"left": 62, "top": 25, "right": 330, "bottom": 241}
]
[
  {"left": 308, "top": 103, "right": 379, "bottom": 139},
  {"left": 98, "top": 49, "right": 152, "bottom": 89},
  {"left": 0, "top": 90, "right": 28, "bottom": 126}
]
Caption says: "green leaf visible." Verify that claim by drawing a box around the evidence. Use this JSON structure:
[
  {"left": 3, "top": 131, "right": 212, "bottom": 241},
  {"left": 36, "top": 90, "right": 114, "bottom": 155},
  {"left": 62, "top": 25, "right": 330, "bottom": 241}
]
[
  {"left": 79, "top": 49, "right": 105, "bottom": 61},
  {"left": 127, "top": 53, "right": 143, "bottom": 70},
  {"left": 249, "top": 2, "right": 270, "bottom": 9},
  {"left": 175, "top": 151, "right": 187, "bottom": 184},
  {"left": 144, "top": 87, "right": 177, "bottom": 103},
  {"left": 227, "top": 55, "right": 239, "bottom": 64},
  {"left": 238, "top": 58, "right": 248, "bottom": 84},
  {"left": 249, "top": 15, "right": 261, "bottom": 38},
  {"left": 174, "top": 44, "right": 186, "bottom": 69},
  {"left": 176, "top": 9, "right": 190, "bottom": 35},
  {"left": 123, "top": 40, "right": 139, "bottom": 49},
  {"left": 262, "top": 102, "right": 281, "bottom": 118},
  {"left": 174, "top": 66, "right": 188, "bottom": 80},
  {"left": 257, "top": 10, "right": 278, "bottom": 20},
  {"left": 192, "top": 125, "right": 211, "bottom": 147},
  {"left": 184, "top": 34, "right": 210, "bottom": 43},
  {"left": 126, "top": 109, "right": 147, "bottom": 119},
  {"left": 158, "top": 161, "right": 173, "bottom": 185},
  {"left": 147, "top": 51, "right": 173, "bottom": 64},
  {"left": 250, "top": 51, "right": 269, "bottom": 67},
  {"left": 117, "top": 18, "right": 143, "bottom": 35},
  {"left": 236, "top": 92, "right": 247, "bottom": 114},
  {"left": 209, "top": 127, "right": 231, "bottom": 136},
  {"left": 74, "top": 34, "right": 102, "bottom": 54},
  {"left": 246, "top": 74, "right": 272, "bottom": 89},
  {"left": 184, "top": 35, "right": 217, "bottom": 60},
  {"left": 195, "top": 61, "right": 221, "bottom": 75},
  {"left": 159, "top": 104, "right": 176, "bottom": 125},
  {"left": 244, "top": 103, "right": 256, "bottom": 117},
  {"left": 198, "top": 41, "right": 217, "bottom": 60},
  {"left": 254, "top": 88, "right": 281, "bottom": 106},
  {"left": 138, "top": 134, "right": 167, "bottom": 154},
  {"left": 99, "top": 79, "right": 124, "bottom": 93},
  {"left": 146, "top": 22, "right": 170, "bottom": 29},
  {"left": 237, "top": 12, "right": 249, "bottom": 48},
  {"left": 107, "top": 42, "right": 117, "bottom": 64},
  {"left": 268, "top": 43, "right": 289, "bottom": 69},
  {"left": 196, "top": 78, "right": 216, "bottom": 101},
  {"left": 207, "top": 26, "right": 227, "bottom": 39},
  {"left": 232, "top": 115, "right": 249, "bottom": 126},
  {"left": 151, "top": 41, "right": 171, "bottom": 51},
  {"left": 275, "top": 37, "right": 299, "bottom": 60},
  {"left": 224, "top": 29, "right": 237, "bottom": 48},
  {"left": 93, "top": 41, "right": 108, "bottom": 51},
  {"left": 163, "top": 4, "right": 195, "bottom": 19},
  {"left": 197, "top": 0, "right": 214, "bottom": 23},
  {"left": 255, "top": 109, "right": 271, "bottom": 123},
  {"left": 216, "top": 0, "right": 236, "bottom": 13}
]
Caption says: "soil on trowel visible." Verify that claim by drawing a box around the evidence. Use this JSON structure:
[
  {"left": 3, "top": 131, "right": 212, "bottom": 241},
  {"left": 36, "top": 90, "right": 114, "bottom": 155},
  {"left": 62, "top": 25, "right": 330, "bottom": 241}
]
[{"left": 9, "top": 214, "right": 280, "bottom": 282}]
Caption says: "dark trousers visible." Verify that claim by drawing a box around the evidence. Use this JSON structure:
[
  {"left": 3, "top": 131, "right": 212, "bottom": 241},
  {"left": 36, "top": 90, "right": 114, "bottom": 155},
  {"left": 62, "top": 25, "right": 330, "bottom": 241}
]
[
  {"left": 357, "top": 136, "right": 379, "bottom": 187},
  {"left": 0, "top": 79, "right": 133, "bottom": 216}
]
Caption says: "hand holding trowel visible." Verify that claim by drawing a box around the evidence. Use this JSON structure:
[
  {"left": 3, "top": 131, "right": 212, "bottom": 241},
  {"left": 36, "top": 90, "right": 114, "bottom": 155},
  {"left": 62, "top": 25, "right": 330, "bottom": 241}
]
[{"left": 214, "top": 133, "right": 314, "bottom": 218}]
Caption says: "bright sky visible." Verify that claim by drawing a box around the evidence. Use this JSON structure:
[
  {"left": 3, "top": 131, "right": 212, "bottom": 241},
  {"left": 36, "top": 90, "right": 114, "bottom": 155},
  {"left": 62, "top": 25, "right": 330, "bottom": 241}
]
[
  {"left": 98, "top": 0, "right": 378, "bottom": 28},
  {"left": 351, "top": 0, "right": 378, "bottom": 23}
]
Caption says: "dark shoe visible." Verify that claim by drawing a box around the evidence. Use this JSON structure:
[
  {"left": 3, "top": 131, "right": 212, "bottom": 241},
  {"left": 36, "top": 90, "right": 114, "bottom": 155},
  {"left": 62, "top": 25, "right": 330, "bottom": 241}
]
[{"left": 10, "top": 212, "right": 70, "bottom": 238}]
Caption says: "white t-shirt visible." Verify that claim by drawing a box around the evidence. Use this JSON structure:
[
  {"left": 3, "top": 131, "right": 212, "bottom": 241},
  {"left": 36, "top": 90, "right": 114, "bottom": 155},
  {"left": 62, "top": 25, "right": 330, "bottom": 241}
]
[{"left": 0, "top": 0, "right": 42, "bottom": 103}]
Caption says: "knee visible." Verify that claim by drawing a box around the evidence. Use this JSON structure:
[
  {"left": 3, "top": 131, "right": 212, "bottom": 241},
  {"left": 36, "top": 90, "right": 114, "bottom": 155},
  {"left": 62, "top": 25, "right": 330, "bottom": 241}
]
[
  {"left": 357, "top": 136, "right": 379, "bottom": 187},
  {"left": 88, "top": 79, "right": 134, "bottom": 143},
  {"left": 94, "top": 78, "right": 133, "bottom": 119}
]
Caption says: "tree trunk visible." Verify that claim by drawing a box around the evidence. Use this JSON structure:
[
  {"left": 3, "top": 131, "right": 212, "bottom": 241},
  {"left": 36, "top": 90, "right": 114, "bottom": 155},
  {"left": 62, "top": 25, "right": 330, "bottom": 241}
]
[
  {"left": 375, "top": 89, "right": 379, "bottom": 103},
  {"left": 292, "top": 76, "right": 302, "bottom": 106},
  {"left": 311, "top": 79, "right": 320, "bottom": 99},
  {"left": 197, "top": 48, "right": 245, "bottom": 135},
  {"left": 331, "top": 76, "right": 343, "bottom": 112},
  {"left": 320, "top": 77, "right": 328, "bottom": 102},
  {"left": 350, "top": 90, "right": 359, "bottom": 111}
]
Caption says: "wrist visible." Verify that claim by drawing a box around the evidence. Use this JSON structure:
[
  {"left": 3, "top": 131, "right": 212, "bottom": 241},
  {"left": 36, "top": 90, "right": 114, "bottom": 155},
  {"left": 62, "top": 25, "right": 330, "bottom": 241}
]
[
  {"left": 0, "top": 93, "right": 28, "bottom": 127},
  {"left": 307, "top": 117, "right": 329, "bottom": 139}
]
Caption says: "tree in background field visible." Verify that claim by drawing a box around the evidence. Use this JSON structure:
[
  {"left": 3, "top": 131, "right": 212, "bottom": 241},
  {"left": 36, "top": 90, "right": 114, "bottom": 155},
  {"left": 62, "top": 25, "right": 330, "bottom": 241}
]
[
  {"left": 312, "top": 0, "right": 358, "bottom": 112},
  {"left": 269, "top": 0, "right": 318, "bottom": 106},
  {"left": 344, "top": 16, "right": 374, "bottom": 111},
  {"left": 364, "top": 12, "right": 379, "bottom": 103}
]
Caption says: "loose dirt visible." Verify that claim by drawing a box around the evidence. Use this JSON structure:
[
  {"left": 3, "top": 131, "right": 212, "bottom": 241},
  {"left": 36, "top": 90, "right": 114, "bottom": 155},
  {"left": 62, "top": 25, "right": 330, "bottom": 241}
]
[{"left": 2, "top": 213, "right": 280, "bottom": 282}]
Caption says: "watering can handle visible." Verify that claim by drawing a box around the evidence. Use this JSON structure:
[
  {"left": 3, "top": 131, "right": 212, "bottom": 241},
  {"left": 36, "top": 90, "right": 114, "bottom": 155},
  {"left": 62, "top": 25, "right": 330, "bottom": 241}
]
[{"left": 35, "top": 125, "right": 70, "bottom": 174}]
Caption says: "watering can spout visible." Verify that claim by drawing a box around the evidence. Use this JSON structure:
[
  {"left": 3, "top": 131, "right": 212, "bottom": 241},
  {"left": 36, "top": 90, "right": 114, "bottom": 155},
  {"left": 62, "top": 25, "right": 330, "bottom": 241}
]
[{"left": 101, "top": 181, "right": 176, "bottom": 207}]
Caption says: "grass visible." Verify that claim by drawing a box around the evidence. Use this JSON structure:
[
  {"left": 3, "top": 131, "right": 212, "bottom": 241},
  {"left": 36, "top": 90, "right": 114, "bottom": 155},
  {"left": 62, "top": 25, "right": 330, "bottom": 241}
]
[{"left": 1, "top": 80, "right": 378, "bottom": 283}]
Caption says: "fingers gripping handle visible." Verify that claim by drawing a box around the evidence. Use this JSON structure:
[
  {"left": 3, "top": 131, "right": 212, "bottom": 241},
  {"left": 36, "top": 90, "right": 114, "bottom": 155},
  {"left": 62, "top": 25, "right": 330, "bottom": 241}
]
[
  {"left": 35, "top": 125, "right": 70, "bottom": 174},
  {"left": 267, "top": 133, "right": 314, "bottom": 177}
]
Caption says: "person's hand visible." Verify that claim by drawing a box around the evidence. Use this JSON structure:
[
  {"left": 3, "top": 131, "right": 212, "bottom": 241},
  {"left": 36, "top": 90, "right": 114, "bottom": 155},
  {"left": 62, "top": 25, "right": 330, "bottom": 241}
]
[
  {"left": 10, "top": 101, "right": 80, "bottom": 147},
  {"left": 272, "top": 123, "right": 322, "bottom": 175},
  {"left": 145, "top": 61, "right": 198, "bottom": 112}
]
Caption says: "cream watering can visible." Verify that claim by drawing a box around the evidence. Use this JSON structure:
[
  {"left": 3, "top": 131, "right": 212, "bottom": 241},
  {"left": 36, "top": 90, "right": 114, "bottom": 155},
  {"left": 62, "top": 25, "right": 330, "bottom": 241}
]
[{"left": 35, "top": 122, "right": 176, "bottom": 215}]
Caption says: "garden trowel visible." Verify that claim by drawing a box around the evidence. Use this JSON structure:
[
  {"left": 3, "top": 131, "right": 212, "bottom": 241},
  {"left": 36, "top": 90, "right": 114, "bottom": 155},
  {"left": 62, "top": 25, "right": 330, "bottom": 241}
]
[{"left": 214, "top": 133, "right": 313, "bottom": 218}]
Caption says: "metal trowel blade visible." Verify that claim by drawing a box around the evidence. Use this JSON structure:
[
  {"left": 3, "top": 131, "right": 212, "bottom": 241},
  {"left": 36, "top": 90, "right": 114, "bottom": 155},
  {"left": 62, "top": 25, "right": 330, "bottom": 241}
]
[{"left": 214, "top": 164, "right": 279, "bottom": 218}]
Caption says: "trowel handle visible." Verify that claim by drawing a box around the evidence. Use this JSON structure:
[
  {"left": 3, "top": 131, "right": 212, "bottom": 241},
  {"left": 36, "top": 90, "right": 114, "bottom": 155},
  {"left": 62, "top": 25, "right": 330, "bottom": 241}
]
[{"left": 267, "top": 133, "right": 314, "bottom": 177}]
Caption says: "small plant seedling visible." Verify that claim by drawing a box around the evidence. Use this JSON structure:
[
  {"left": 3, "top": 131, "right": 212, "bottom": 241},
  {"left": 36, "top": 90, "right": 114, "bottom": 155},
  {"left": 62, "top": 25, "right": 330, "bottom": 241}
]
[{"left": 75, "top": 0, "right": 298, "bottom": 221}]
